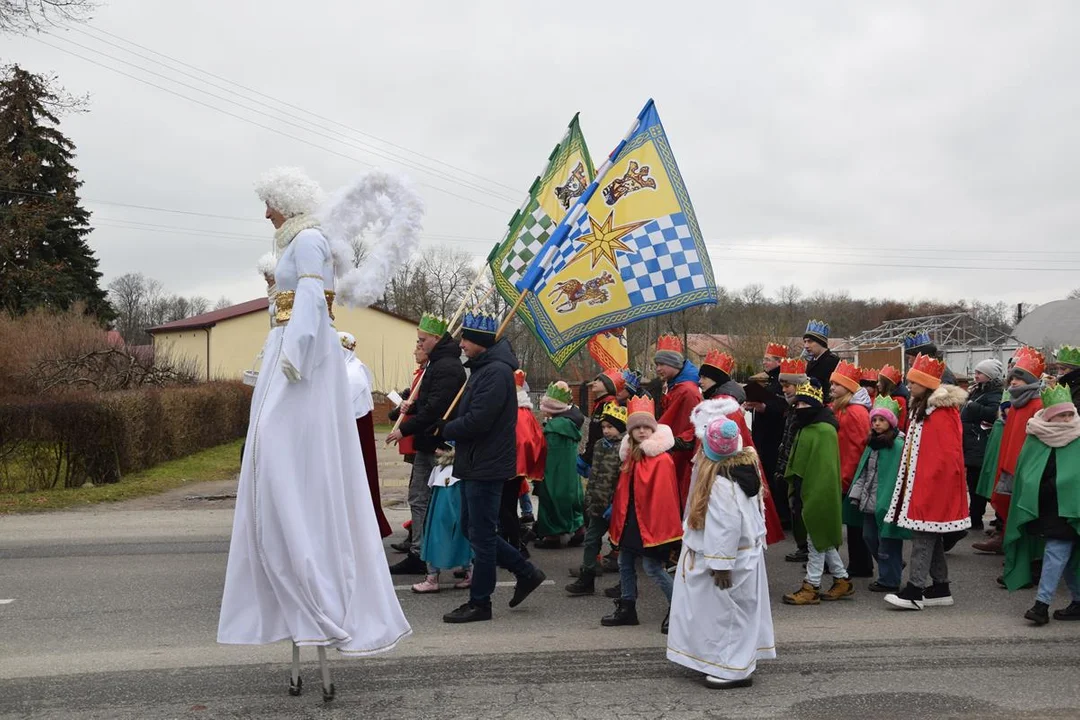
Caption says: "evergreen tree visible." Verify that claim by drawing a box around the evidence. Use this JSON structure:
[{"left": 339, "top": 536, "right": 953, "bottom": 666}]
[{"left": 0, "top": 65, "right": 113, "bottom": 322}]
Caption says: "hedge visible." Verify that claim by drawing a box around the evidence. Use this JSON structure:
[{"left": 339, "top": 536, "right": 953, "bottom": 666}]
[{"left": 0, "top": 382, "right": 252, "bottom": 492}]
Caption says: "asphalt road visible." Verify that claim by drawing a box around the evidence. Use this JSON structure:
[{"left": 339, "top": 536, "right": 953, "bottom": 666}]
[{"left": 2, "top": 499, "right": 1079, "bottom": 719}]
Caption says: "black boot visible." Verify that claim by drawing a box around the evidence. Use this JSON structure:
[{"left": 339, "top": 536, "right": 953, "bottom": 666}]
[
  {"left": 1025, "top": 601, "right": 1050, "bottom": 626},
  {"left": 785, "top": 546, "right": 809, "bottom": 563},
  {"left": 1053, "top": 601, "right": 1080, "bottom": 621},
  {"left": 565, "top": 569, "right": 596, "bottom": 596},
  {"left": 388, "top": 552, "right": 427, "bottom": 575},
  {"left": 601, "top": 599, "right": 639, "bottom": 627},
  {"left": 604, "top": 582, "right": 622, "bottom": 599}
]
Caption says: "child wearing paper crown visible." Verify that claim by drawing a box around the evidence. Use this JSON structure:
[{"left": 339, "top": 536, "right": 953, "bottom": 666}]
[
  {"left": 534, "top": 381, "right": 585, "bottom": 548},
  {"left": 832, "top": 361, "right": 874, "bottom": 578},
  {"left": 667, "top": 416, "right": 776, "bottom": 690},
  {"left": 1003, "top": 384, "right": 1080, "bottom": 625},
  {"left": 883, "top": 354, "right": 970, "bottom": 611},
  {"left": 566, "top": 403, "right": 627, "bottom": 596},
  {"left": 877, "top": 365, "right": 909, "bottom": 434},
  {"left": 848, "top": 397, "right": 910, "bottom": 592},
  {"left": 604, "top": 395, "right": 683, "bottom": 633}
]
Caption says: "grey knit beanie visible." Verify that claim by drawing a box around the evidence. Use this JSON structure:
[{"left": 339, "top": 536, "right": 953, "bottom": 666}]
[{"left": 974, "top": 358, "right": 1004, "bottom": 383}]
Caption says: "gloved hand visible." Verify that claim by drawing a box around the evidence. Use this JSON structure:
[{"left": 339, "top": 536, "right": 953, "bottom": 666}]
[
  {"left": 602, "top": 505, "right": 612, "bottom": 522},
  {"left": 576, "top": 456, "right": 591, "bottom": 477},
  {"left": 710, "top": 569, "right": 733, "bottom": 589}
]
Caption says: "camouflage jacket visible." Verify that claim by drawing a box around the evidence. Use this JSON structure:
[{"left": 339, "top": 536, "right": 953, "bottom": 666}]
[{"left": 585, "top": 436, "right": 623, "bottom": 517}]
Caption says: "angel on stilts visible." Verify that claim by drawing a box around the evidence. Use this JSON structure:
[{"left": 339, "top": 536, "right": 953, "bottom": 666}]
[{"left": 217, "top": 167, "right": 423, "bottom": 702}]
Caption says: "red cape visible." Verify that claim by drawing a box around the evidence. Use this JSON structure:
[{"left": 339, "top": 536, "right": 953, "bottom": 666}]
[
  {"left": 991, "top": 399, "right": 1042, "bottom": 519},
  {"left": 725, "top": 402, "right": 785, "bottom": 544},
  {"left": 893, "top": 394, "right": 909, "bottom": 433},
  {"left": 609, "top": 432, "right": 684, "bottom": 548},
  {"left": 356, "top": 414, "right": 392, "bottom": 538},
  {"left": 659, "top": 380, "right": 702, "bottom": 508},
  {"left": 836, "top": 404, "right": 871, "bottom": 493},
  {"left": 516, "top": 407, "right": 547, "bottom": 480}
]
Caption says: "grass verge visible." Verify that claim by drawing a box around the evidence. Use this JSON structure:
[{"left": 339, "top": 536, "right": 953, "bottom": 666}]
[{"left": 0, "top": 440, "right": 243, "bottom": 514}]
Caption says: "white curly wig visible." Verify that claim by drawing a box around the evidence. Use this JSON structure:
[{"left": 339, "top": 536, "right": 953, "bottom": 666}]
[{"left": 254, "top": 167, "right": 324, "bottom": 218}]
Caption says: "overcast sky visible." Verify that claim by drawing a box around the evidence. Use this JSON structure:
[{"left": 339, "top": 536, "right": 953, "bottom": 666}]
[{"left": 5, "top": 1, "right": 1079, "bottom": 312}]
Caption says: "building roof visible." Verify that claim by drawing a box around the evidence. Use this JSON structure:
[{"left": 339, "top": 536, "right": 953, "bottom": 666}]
[
  {"left": 147, "top": 298, "right": 417, "bottom": 333},
  {"left": 1013, "top": 299, "right": 1080, "bottom": 349}
]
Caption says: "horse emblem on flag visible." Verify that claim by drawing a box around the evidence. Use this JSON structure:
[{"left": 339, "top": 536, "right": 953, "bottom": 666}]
[
  {"left": 602, "top": 160, "right": 656, "bottom": 205},
  {"left": 547, "top": 271, "right": 615, "bottom": 313},
  {"left": 554, "top": 161, "right": 588, "bottom": 210}
]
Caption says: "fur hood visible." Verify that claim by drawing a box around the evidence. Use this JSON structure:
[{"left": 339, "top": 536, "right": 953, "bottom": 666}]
[
  {"left": 619, "top": 423, "right": 675, "bottom": 461},
  {"left": 517, "top": 389, "right": 533, "bottom": 409},
  {"left": 926, "top": 384, "right": 968, "bottom": 414},
  {"left": 690, "top": 397, "right": 741, "bottom": 441}
]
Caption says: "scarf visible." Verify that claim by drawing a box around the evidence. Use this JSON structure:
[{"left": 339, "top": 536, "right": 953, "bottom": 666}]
[
  {"left": 274, "top": 214, "right": 322, "bottom": 253},
  {"left": 1009, "top": 380, "right": 1042, "bottom": 409},
  {"left": 1027, "top": 411, "right": 1080, "bottom": 448},
  {"left": 868, "top": 427, "right": 898, "bottom": 450},
  {"left": 794, "top": 406, "right": 839, "bottom": 431},
  {"left": 540, "top": 397, "right": 571, "bottom": 415}
]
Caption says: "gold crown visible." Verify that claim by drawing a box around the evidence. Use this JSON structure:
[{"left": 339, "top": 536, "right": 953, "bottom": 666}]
[
  {"left": 602, "top": 403, "right": 628, "bottom": 425},
  {"left": 795, "top": 381, "right": 824, "bottom": 404}
]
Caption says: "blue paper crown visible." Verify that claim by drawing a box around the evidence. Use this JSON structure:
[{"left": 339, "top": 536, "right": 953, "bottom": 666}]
[
  {"left": 805, "top": 319, "right": 830, "bottom": 339},
  {"left": 621, "top": 369, "right": 642, "bottom": 394},
  {"left": 904, "top": 331, "right": 932, "bottom": 350},
  {"left": 461, "top": 312, "right": 498, "bottom": 334}
]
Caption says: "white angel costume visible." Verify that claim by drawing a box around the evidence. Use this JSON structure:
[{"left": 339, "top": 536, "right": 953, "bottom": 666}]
[{"left": 218, "top": 168, "right": 422, "bottom": 658}]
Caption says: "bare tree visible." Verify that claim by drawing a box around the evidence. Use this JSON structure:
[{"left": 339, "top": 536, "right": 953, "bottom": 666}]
[
  {"left": 213, "top": 296, "right": 232, "bottom": 311},
  {"left": 1068, "top": 288, "right": 1080, "bottom": 301},
  {"left": 1, "top": 0, "right": 98, "bottom": 34}
]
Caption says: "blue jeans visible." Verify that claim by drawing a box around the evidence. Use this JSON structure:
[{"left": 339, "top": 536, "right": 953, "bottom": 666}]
[
  {"left": 1037, "top": 538, "right": 1080, "bottom": 606},
  {"left": 519, "top": 491, "right": 533, "bottom": 516},
  {"left": 862, "top": 512, "right": 904, "bottom": 588},
  {"left": 618, "top": 548, "right": 673, "bottom": 604},
  {"left": 461, "top": 479, "right": 534, "bottom": 609}
]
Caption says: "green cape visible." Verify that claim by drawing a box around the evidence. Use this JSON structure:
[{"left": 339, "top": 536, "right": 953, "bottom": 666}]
[
  {"left": 536, "top": 415, "right": 584, "bottom": 536},
  {"left": 975, "top": 417, "right": 1005, "bottom": 500},
  {"left": 786, "top": 421, "right": 844, "bottom": 551},
  {"left": 1003, "top": 435, "right": 1080, "bottom": 591},
  {"left": 843, "top": 436, "right": 911, "bottom": 540}
]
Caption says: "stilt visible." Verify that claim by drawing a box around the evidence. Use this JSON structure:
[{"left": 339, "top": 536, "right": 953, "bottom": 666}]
[
  {"left": 317, "top": 646, "right": 335, "bottom": 702},
  {"left": 288, "top": 642, "right": 303, "bottom": 696}
]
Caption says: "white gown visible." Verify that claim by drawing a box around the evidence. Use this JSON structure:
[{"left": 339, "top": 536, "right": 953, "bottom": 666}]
[
  {"left": 667, "top": 471, "right": 775, "bottom": 680},
  {"left": 217, "top": 228, "right": 411, "bottom": 655},
  {"left": 343, "top": 351, "right": 374, "bottom": 419}
]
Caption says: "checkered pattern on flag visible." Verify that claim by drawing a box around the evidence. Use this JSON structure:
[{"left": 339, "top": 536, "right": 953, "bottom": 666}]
[
  {"left": 519, "top": 100, "right": 718, "bottom": 354},
  {"left": 488, "top": 114, "right": 594, "bottom": 369}
]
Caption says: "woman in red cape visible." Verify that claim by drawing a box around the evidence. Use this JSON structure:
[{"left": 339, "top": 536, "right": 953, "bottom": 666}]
[{"left": 990, "top": 348, "right": 1047, "bottom": 529}]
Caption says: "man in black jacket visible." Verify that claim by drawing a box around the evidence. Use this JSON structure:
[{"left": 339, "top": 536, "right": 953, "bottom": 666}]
[
  {"left": 386, "top": 314, "right": 466, "bottom": 574},
  {"left": 803, "top": 319, "right": 840, "bottom": 390},
  {"left": 747, "top": 342, "right": 791, "bottom": 527},
  {"left": 960, "top": 359, "right": 1005, "bottom": 530},
  {"left": 441, "top": 315, "right": 546, "bottom": 623}
]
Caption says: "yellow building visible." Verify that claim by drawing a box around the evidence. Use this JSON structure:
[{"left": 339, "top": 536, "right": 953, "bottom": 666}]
[{"left": 147, "top": 298, "right": 419, "bottom": 392}]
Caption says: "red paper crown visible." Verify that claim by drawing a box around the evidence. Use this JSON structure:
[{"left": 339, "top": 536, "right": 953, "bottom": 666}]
[
  {"left": 656, "top": 334, "right": 684, "bottom": 354},
  {"left": 860, "top": 367, "right": 879, "bottom": 383},
  {"left": 703, "top": 349, "right": 735, "bottom": 375},
  {"left": 910, "top": 354, "right": 945, "bottom": 381},
  {"left": 779, "top": 357, "right": 807, "bottom": 375},
  {"left": 599, "top": 367, "right": 627, "bottom": 394},
  {"left": 831, "top": 361, "right": 862, "bottom": 392},
  {"left": 765, "top": 342, "right": 788, "bottom": 359},
  {"left": 514, "top": 369, "right": 526, "bottom": 388},
  {"left": 879, "top": 364, "right": 902, "bottom": 386},
  {"left": 627, "top": 394, "right": 655, "bottom": 417},
  {"left": 1013, "top": 346, "right": 1046, "bottom": 378}
]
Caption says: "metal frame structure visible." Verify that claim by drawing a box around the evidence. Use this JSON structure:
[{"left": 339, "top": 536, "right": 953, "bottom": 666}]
[{"left": 850, "top": 312, "right": 1017, "bottom": 349}]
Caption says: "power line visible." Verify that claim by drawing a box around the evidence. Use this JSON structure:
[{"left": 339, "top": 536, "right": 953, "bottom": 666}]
[
  {"left": 40, "top": 31, "right": 520, "bottom": 205},
  {"left": 711, "top": 252, "right": 1079, "bottom": 273},
  {"left": 79, "top": 24, "right": 523, "bottom": 195},
  {"left": 26, "top": 36, "right": 516, "bottom": 215}
]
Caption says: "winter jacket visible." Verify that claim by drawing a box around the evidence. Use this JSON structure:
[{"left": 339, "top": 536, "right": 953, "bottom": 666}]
[
  {"left": 703, "top": 379, "right": 746, "bottom": 403},
  {"left": 749, "top": 366, "right": 788, "bottom": 481},
  {"left": 443, "top": 339, "right": 519, "bottom": 481},
  {"left": 960, "top": 380, "right": 1004, "bottom": 468},
  {"left": 806, "top": 349, "right": 840, "bottom": 392},
  {"left": 399, "top": 334, "right": 467, "bottom": 453},
  {"left": 1062, "top": 368, "right": 1080, "bottom": 412},
  {"left": 585, "top": 435, "right": 623, "bottom": 517}
]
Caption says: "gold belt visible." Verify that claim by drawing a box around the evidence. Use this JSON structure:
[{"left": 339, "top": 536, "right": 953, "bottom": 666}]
[{"left": 275, "top": 290, "right": 336, "bottom": 325}]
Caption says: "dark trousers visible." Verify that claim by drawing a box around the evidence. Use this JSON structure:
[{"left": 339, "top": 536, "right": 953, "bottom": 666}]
[
  {"left": 846, "top": 523, "right": 875, "bottom": 577},
  {"left": 499, "top": 477, "right": 522, "bottom": 551},
  {"left": 461, "top": 479, "right": 533, "bottom": 609},
  {"left": 966, "top": 465, "right": 987, "bottom": 527}
]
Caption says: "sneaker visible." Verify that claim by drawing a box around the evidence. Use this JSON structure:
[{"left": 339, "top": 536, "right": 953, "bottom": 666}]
[
  {"left": 884, "top": 583, "right": 924, "bottom": 610},
  {"left": 453, "top": 570, "right": 472, "bottom": 590},
  {"left": 704, "top": 676, "right": 753, "bottom": 690},
  {"left": 388, "top": 553, "right": 427, "bottom": 575},
  {"left": 1053, "top": 601, "right": 1080, "bottom": 621},
  {"left": 604, "top": 582, "right": 622, "bottom": 599},
  {"left": 785, "top": 547, "right": 809, "bottom": 563},
  {"left": 411, "top": 574, "right": 440, "bottom": 594},
  {"left": 509, "top": 568, "right": 546, "bottom": 608},
  {"left": 820, "top": 577, "right": 855, "bottom": 601},
  {"left": 1025, "top": 601, "right": 1050, "bottom": 626},
  {"left": 442, "top": 601, "right": 492, "bottom": 624},
  {"left": 922, "top": 582, "right": 955, "bottom": 607},
  {"left": 782, "top": 581, "right": 820, "bottom": 606},
  {"left": 868, "top": 582, "right": 900, "bottom": 593}
]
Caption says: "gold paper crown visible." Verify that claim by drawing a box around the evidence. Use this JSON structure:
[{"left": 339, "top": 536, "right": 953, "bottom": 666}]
[
  {"left": 794, "top": 381, "right": 824, "bottom": 404},
  {"left": 602, "top": 402, "right": 628, "bottom": 425}
]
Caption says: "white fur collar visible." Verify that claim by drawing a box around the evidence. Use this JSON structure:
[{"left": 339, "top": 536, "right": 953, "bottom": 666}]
[
  {"left": 619, "top": 424, "right": 675, "bottom": 461},
  {"left": 925, "top": 384, "right": 967, "bottom": 414},
  {"left": 690, "top": 397, "right": 740, "bottom": 440},
  {"left": 517, "top": 389, "right": 533, "bottom": 409}
]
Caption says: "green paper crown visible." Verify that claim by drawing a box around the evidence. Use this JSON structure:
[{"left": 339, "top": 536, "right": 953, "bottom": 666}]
[
  {"left": 544, "top": 381, "right": 573, "bottom": 405},
  {"left": 872, "top": 395, "right": 901, "bottom": 416},
  {"left": 418, "top": 312, "right": 448, "bottom": 337},
  {"left": 1056, "top": 345, "right": 1080, "bottom": 368},
  {"left": 1041, "top": 383, "right": 1072, "bottom": 408}
]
